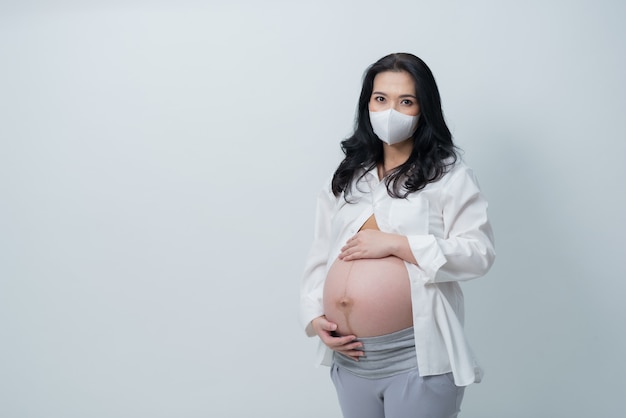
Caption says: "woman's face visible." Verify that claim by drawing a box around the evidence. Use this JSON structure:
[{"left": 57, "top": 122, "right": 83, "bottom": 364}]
[{"left": 368, "top": 70, "right": 420, "bottom": 116}]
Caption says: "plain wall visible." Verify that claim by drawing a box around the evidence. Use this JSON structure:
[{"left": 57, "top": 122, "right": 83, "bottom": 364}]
[{"left": 1, "top": 1, "right": 625, "bottom": 417}]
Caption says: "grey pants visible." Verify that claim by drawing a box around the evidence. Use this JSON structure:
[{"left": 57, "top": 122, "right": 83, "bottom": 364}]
[{"left": 330, "top": 364, "right": 465, "bottom": 418}]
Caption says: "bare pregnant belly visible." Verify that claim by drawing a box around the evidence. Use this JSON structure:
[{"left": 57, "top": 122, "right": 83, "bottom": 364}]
[{"left": 323, "top": 256, "right": 413, "bottom": 337}]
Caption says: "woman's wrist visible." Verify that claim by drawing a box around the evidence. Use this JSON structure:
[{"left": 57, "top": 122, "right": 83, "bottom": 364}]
[{"left": 390, "top": 234, "right": 417, "bottom": 264}]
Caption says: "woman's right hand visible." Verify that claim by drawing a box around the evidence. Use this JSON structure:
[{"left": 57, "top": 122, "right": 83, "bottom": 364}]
[{"left": 311, "top": 316, "right": 364, "bottom": 361}]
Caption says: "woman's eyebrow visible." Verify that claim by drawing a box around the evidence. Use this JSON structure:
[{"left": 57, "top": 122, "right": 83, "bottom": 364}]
[{"left": 372, "top": 91, "right": 417, "bottom": 99}]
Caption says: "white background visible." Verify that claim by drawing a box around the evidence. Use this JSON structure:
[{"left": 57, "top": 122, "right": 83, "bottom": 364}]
[{"left": 1, "top": 1, "right": 625, "bottom": 417}]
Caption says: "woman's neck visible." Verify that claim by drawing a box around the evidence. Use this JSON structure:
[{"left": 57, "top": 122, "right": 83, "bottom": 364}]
[{"left": 379, "top": 140, "right": 413, "bottom": 178}]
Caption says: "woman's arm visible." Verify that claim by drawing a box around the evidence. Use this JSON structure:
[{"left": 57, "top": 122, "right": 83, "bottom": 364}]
[
  {"left": 300, "top": 183, "right": 365, "bottom": 360},
  {"left": 407, "top": 165, "right": 495, "bottom": 283},
  {"left": 300, "top": 183, "right": 335, "bottom": 336},
  {"left": 339, "top": 165, "right": 495, "bottom": 283}
]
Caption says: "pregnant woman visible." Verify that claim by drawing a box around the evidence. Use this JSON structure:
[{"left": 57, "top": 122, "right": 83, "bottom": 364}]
[{"left": 300, "top": 53, "right": 496, "bottom": 418}]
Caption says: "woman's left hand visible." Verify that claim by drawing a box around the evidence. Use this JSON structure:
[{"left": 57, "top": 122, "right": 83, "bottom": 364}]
[{"left": 339, "top": 230, "right": 397, "bottom": 261}]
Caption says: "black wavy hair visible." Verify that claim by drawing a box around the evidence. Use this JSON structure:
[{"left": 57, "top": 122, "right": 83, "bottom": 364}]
[{"left": 331, "top": 53, "right": 458, "bottom": 199}]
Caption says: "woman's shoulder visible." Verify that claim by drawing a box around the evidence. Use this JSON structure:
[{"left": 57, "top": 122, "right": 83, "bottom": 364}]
[
  {"left": 422, "top": 158, "right": 478, "bottom": 192},
  {"left": 445, "top": 158, "right": 472, "bottom": 176},
  {"left": 322, "top": 166, "right": 376, "bottom": 199},
  {"left": 317, "top": 172, "right": 342, "bottom": 203},
  {"left": 437, "top": 158, "right": 484, "bottom": 193}
]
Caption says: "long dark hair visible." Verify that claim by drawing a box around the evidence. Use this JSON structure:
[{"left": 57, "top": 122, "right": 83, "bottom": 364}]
[{"left": 331, "top": 53, "right": 458, "bottom": 199}]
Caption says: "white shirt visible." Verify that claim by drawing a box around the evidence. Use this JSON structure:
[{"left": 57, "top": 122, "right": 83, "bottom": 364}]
[{"left": 300, "top": 160, "right": 495, "bottom": 386}]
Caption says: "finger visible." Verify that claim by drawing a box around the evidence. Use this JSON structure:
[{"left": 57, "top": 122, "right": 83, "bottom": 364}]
[
  {"left": 336, "top": 348, "right": 365, "bottom": 360},
  {"left": 344, "top": 350, "right": 365, "bottom": 361},
  {"left": 322, "top": 320, "right": 338, "bottom": 332},
  {"left": 314, "top": 316, "right": 338, "bottom": 333},
  {"left": 341, "top": 241, "right": 355, "bottom": 252},
  {"left": 331, "top": 335, "right": 359, "bottom": 346},
  {"left": 338, "top": 248, "right": 352, "bottom": 260},
  {"left": 324, "top": 334, "right": 359, "bottom": 348},
  {"left": 335, "top": 340, "right": 364, "bottom": 350},
  {"left": 319, "top": 331, "right": 345, "bottom": 345},
  {"left": 342, "top": 250, "right": 363, "bottom": 261},
  {"left": 339, "top": 340, "right": 364, "bottom": 351}
]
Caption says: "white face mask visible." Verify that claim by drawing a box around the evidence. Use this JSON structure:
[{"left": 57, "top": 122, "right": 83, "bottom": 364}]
[{"left": 369, "top": 109, "right": 420, "bottom": 145}]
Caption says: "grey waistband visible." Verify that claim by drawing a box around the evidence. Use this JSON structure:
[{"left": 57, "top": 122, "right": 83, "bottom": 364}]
[{"left": 333, "top": 327, "right": 417, "bottom": 379}]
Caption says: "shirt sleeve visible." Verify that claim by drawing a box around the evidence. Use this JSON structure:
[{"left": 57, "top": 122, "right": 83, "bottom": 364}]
[
  {"left": 407, "top": 165, "right": 496, "bottom": 284},
  {"left": 300, "top": 180, "right": 336, "bottom": 336}
]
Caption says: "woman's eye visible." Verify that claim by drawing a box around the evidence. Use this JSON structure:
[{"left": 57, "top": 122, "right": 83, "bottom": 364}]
[
  {"left": 375, "top": 96, "right": 385, "bottom": 102},
  {"left": 401, "top": 99, "right": 413, "bottom": 105}
]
